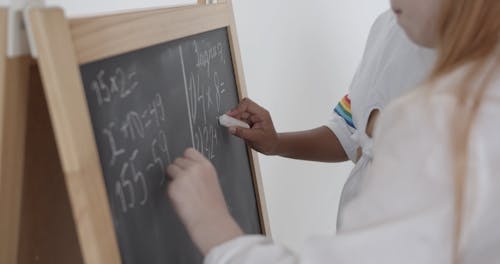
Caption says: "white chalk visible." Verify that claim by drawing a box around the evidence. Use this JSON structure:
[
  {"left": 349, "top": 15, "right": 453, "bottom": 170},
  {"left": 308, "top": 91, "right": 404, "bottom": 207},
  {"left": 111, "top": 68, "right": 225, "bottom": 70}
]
[{"left": 218, "top": 114, "right": 250, "bottom": 129}]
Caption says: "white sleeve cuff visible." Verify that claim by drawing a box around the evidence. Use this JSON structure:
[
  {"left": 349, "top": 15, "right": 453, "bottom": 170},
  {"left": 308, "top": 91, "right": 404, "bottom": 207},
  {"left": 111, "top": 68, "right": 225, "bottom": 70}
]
[
  {"left": 204, "top": 235, "right": 298, "bottom": 264},
  {"left": 325, "top": 114, "right": 358, "bottom": 162}
]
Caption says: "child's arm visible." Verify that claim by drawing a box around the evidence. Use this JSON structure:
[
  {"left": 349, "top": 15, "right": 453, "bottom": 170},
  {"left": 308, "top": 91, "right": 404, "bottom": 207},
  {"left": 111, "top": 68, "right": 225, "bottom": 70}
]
[
  {"left": 227, "top": 98, "right": 348, "bottom": 162},
  {"left": 272, "top": 127, "right": 348, "bottom": 162}
]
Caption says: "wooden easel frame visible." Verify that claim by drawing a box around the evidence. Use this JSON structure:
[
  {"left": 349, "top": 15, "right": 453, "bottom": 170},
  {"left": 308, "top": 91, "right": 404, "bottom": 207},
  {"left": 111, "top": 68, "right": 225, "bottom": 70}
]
[
  {"left": 1, "top": 8, "right": 24, "bottom": 264},
  {"left": 0, "top": 7, "right": 31, "bottom": 264},
  {"left": 26, "top": 1, "right": 269, "bottom": 263},
  {"left": 1, "top": 5, "right": 82, "bottom": 263}
]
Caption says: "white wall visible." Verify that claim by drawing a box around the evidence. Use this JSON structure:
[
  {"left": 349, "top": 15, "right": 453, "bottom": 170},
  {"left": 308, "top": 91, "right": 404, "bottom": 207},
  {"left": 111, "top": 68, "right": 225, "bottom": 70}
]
[{"left": 36, "top": 0, "right": 389, "bottom": 253}]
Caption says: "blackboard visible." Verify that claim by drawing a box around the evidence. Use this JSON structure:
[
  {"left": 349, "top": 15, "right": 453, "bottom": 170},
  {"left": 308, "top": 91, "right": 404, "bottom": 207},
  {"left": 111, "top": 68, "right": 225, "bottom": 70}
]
[{"left": 80, "top": 28, "right": 262, "bottom": 264}]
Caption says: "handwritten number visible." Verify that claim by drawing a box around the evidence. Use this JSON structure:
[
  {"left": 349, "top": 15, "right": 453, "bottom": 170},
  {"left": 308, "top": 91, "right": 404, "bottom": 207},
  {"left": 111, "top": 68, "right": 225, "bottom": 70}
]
[
  {"left": 115, "top": 182, "right": 128, "bottom": 213},
  {"left": 129, "top": 150, "right": 148, "bottom": 206},
  {"left": 97, "top": 70, "right": 112, "bottom": 104},
  {"left": 118, "top": 163, "right": 135, "bottom": 211}
]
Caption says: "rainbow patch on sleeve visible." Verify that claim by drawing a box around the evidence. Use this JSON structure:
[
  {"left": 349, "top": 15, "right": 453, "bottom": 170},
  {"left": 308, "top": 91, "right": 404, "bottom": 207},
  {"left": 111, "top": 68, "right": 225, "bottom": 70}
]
[{"left": 334, "top": 94, "right": 355, "bottom": 129}]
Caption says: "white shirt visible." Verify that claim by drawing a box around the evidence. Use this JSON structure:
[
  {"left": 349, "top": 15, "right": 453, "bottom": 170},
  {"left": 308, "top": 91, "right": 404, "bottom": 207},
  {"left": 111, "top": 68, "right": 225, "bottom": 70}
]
[
  {"left": 325, "top": 10, "right": 435, "bottom": 230},
  {"left": 204, "top": 52, "right": 500, "bottom": 264}
]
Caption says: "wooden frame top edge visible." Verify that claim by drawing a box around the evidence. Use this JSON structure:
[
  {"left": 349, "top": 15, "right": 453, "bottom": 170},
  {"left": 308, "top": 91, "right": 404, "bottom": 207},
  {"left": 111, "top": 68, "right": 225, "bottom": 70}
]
[{"left": 67, "top": 2, "right": 233, "bottom": 64}]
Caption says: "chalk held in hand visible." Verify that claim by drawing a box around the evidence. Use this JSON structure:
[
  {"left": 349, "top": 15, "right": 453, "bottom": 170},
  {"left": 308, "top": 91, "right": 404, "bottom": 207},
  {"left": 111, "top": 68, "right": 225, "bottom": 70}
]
[{"left": 218, "top": 114, "right": 250, "bottom": 129}]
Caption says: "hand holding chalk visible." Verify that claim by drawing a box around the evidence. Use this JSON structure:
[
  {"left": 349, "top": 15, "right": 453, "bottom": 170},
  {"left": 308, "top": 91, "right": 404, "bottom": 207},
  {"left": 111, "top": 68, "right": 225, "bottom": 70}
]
[
  {"left": 223, "top": 98, "right": 280, "bottom": 155},
  {"left": 218, "top": 114, "right": 250, "bottom": 129}
]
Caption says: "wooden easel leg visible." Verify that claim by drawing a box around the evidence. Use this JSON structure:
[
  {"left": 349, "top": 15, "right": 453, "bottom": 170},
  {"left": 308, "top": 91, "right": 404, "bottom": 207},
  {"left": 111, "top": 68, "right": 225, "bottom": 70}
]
[
  {"left": 0, "top": 55, "right": 30, "bottom": 264},
  {"left": 0, "top": 9, "right": 28, "bottom": 264},
  {"left": 15, "top": 64, "right": 84, "bottom": 264}
]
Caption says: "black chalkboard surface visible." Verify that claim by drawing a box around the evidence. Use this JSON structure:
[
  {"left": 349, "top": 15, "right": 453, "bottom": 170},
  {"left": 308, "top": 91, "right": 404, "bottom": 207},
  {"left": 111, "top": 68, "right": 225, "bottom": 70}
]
[{"left": 80, "top": 28, "right": 261, "bottom": 264}]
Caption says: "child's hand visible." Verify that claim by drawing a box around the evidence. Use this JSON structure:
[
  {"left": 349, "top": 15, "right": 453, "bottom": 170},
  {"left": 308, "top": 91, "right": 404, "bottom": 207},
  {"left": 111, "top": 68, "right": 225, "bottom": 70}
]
[
  {"left": 166, "top": 148, "right": 243, "bottom": 255},
  {"left": 226, "top": 98, "right": 280, "bottom": 155}
]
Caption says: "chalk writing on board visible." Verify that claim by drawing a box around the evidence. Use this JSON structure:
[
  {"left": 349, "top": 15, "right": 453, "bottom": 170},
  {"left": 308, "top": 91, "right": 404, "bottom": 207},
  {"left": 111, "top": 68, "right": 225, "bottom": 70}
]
[
  {"left": 181, "top": 41, "right": 229, "bottom": 160},
  {"left": 90, "top": 67, "right": 172, "bottom": 214},
  {"left": 213, "top": 71, "right": 226, "bottom": 111},
  {"left": 91, "top": 68, "right": 139, "bottom": 106},
  {"left": 194, "top": 40, "right": 226, "bottom": 75},
  {"left": 116, "top": 149, "right": 147, "bottom": 213},
  {"left": 180, "top": 45, "right": 196, "bottom": 149},
  {"left": 102, "top": 122, "right": 126, "bottom": 166},
  {"left": 120, "top": 94, "right": 166, "bottom": 140},
  {"left": 148, "top": 129, "right": 170, "bottom": 186}
]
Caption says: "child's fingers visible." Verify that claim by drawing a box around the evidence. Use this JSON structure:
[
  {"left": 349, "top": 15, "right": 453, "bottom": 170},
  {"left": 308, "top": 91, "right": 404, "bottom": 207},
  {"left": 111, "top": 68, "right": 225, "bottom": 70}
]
[
  {"left": 240, "top": 98, "right": 267, "bottom": 115},
  {"left": 252, "top": 122, "right": 265, "bottom": 129},
  {"left": 226, "top": 100, "right": 248, "bottom": 116},
  {"left": 173, "top": 157, "right": 195, "bottom": 169},
  {"left": 239, "top": 113, "right": 264, "bottom": 128},
  {"left": 249, "top": 115, "right": 262, "bottom": 124},
  {"left": 166, "top": 163, "right": 183, "bottom": 179},
  {"left": 240, "top": 112, "right": 250, "bottom": 121},
  {"left": 227, "top": 98, "right": 267, "bottom": 118},
  {"left": 230, "top": 127, "right": 261, "bottom": 142},
  {"left": 184, "top": 148, "right": 207, "bottom": 162},
  {"left": 237, "top": 112, "right": 253, "bottom": 125}
]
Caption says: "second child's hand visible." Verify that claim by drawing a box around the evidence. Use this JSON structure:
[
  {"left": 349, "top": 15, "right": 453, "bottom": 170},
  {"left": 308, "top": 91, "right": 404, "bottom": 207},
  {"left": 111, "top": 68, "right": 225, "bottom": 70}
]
[{"left": 226, "top": 98, "right": 280, "bottom": 155}]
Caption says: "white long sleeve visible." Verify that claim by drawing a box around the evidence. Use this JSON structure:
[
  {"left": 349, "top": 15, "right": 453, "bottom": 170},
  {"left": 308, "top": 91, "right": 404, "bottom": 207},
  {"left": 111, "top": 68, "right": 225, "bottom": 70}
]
[{"left": 204, "top": 61, "right": 500, "bottom": 264}]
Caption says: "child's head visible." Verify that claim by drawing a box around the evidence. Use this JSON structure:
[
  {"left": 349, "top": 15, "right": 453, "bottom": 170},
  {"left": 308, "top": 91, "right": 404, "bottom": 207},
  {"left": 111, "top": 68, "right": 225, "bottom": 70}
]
[{"left": 391, "top": 0, "right": 499, "bottom": 73}]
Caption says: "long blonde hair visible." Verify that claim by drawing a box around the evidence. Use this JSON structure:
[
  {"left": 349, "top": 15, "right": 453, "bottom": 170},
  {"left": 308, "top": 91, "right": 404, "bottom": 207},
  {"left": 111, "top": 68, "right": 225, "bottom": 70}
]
[{"left": 430, "top": 0, "right": 500, "bottom": 262}]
